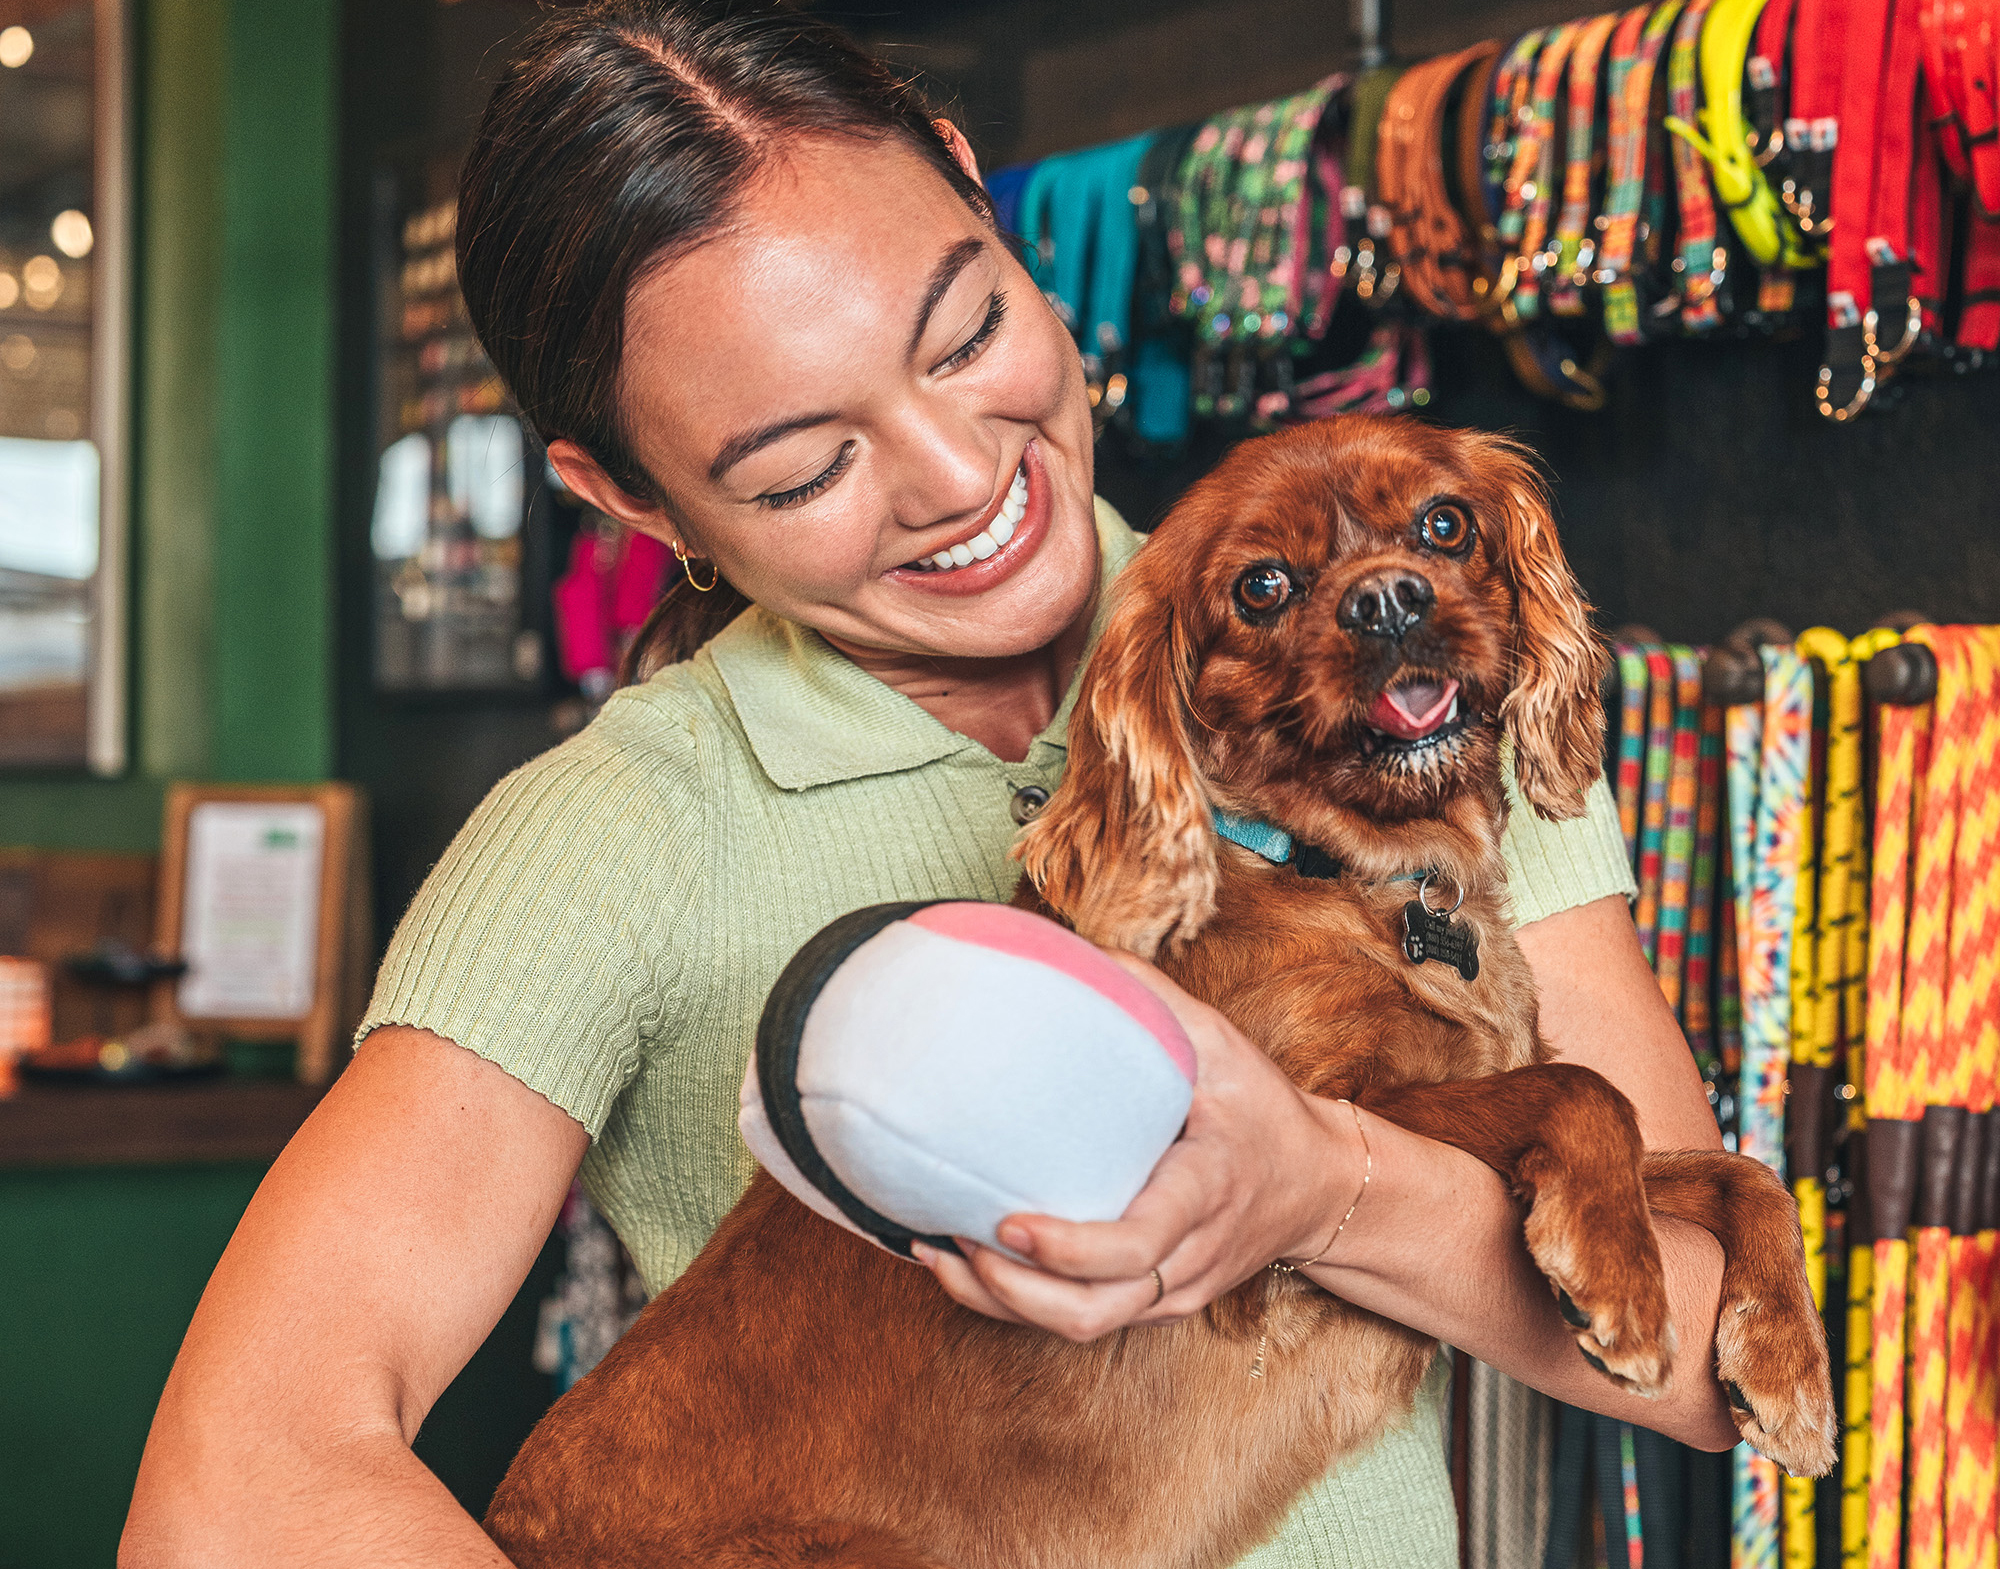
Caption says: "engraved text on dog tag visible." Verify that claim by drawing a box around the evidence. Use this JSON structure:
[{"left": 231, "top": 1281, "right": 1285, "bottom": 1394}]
[{"left": 1401, "top": 901, "right": 1480, "bottom": 981}]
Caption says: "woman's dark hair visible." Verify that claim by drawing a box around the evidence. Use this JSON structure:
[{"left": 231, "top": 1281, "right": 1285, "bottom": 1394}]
[{"left": 457, "top": 0, "right": 993, "bottom": 678}]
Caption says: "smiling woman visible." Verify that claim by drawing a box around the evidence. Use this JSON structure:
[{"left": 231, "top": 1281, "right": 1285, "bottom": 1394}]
[{"left": 121, "top": 5, "right": 1736, "bottom": 1568}]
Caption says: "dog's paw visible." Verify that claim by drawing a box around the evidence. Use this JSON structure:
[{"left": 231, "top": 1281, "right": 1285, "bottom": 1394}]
[
  {"left": 1523, "top": 1187, "right": 1674, "bottom": 1399},
  {"left": 1713, "top": 1291, "right": 1838, "bottom": 1477}
]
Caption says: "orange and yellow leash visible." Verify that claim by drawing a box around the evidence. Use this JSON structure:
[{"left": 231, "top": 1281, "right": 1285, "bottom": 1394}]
[
  {"left": 1903, "top": 625, "right": 1971, "bottom": 1569},
  {"left": 1941, "top": 628, "right": 2000, "bottom": 1569},
  {"left": 1868, "top": 629, "right": 1926, "bottom": 1569}
]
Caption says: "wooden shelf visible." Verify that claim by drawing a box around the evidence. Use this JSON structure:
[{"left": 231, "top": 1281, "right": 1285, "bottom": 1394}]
[{"left": 0, "top": 1077, "right": 324, "bottom": 1169}]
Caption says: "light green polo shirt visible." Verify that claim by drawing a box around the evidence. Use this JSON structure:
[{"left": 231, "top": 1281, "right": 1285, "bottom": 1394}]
[{"left": 362, "top": 497, "right": 1633, "bottom": 1567}]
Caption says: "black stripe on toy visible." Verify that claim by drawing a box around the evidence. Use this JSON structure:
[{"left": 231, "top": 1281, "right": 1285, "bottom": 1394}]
[{"left": 755, "top": 900, "right": 963, "bottom": 1260}]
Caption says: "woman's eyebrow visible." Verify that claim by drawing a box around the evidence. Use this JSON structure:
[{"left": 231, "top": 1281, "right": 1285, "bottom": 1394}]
[
  {"left": 709, "top": 237, "right": 991, "bottom": 483},
  {"left": 709, "top": 412, "right": 840, "bottom": 482},
  {"left": 906, "top": 237, "right": 988, "bottom": 359}
]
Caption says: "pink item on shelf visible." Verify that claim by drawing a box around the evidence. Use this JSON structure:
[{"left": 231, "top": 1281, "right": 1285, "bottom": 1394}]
[{"left": 552, "top": 525, "right": 674, "bottom": 686}]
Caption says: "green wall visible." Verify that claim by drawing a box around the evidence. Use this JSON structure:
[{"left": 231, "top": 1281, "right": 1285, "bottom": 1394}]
[
  {"left": 0, "top": 1164, "right": 267, "bottom": 1569},
  {"left": 2, "top": 2, "right": 340, "bottom": 1564}
]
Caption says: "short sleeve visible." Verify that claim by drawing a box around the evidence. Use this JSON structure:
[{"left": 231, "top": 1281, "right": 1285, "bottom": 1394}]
[
  {"left": 356, "top": 701, "right": 700, "bottom": 1137},
  {"left": 1498, "top": 763, "right": 1636, "bottom": 930}
]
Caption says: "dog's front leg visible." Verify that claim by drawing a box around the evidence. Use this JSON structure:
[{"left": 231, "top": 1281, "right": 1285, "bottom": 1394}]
[
  {"left": 1642, "top": 1150, "right": 1837, "bottom": 1476},
  {"left": 1359, "top": 1063, "right": 1672, "bottom": 1399}
]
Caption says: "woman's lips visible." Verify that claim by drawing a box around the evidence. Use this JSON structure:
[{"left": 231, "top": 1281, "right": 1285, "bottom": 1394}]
[{"left": 885, "top": 441, "right": 1052, "bottom": 598}]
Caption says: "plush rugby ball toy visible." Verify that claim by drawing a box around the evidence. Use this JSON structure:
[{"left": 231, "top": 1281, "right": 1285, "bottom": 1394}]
[{"left": 740, "top": 901, "right": 1196, "bottom": 1260}]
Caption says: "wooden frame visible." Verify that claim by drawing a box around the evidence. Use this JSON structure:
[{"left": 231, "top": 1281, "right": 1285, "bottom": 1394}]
[{"left": 154, "top": 783, "right": 371, "bottom": 1085}]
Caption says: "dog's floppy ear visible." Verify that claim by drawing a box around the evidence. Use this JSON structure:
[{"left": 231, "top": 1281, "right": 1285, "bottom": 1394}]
[
  {"left": 1016, "top": 567, "right": 1218, "bottom": 959},
  {"left": 1484, "top": 445, "right": 1607, "bottom": 820}
]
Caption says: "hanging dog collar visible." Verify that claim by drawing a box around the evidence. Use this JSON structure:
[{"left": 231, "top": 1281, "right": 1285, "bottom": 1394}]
[
  {"left": 1543, "top": 9, "right": 1622, "bottom": 318},
  {"left": 1819, "top": 0, "right": 1926, "bottom": 418},
  {"left": 1598, "top": 1, "right": 1685, "bottom": 346}
]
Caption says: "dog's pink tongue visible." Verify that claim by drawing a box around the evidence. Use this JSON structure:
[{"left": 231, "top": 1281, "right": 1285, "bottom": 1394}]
[{"left": 1366, "top": 678, "right": 1459, "bottom": 740}]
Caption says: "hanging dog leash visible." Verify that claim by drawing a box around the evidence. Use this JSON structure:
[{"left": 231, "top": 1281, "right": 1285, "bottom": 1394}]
[
  {"left": 1868, "top": 630, "right": 1924, "bottom": 1569},
  {"left": 1687, "top": 696, "right": 1729, "bottom": 1104},
  {"left": 1617, "top": 644, "right": 1651, "bottom": 867},
  {"left": 1637, "top": 644, "right": 1678, "bottom": 962},
  {"left": 1655, "top": 648, "right": 1706, "bottom": 1012},
  {"left": 1933, "top": 628, "right": 2000, "bottom": 1569},
  {"left": 1838, "top": 628, "right": 1900, "bottom": 1569},
  {"left": 1960, "top": 628, "right": 2000, "bottom": 1569},
  {"left": 1902, "top": 626, "right": 1975, "bottom": 1569},
  {"left": 1728, "top": 644, "right": 1813, "bottom": 1569}
]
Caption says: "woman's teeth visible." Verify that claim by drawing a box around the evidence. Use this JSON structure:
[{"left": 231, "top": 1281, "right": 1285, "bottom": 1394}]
[{"left": 907, "top": 460, "right": 1028, "bottom": 572}]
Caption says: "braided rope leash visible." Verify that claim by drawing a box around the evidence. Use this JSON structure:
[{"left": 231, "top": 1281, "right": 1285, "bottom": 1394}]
[
  {"left": 1616, "top": 643, "right": 1651, "bottom": 868},
  {"left": 1867, "top": 631, "right": 1925, "bottom": 1569},
  {"left": 1787, "top": 628, "right": 1861, "bottom": 1569},
  {"left": 1687, "top": 697, "right": 1728, "bottom": 1095},
  {"left": 1941, "top": 628, "right": 2000, "bottom": 1569},
  {"left": 1905, "top": 626, "right": 1970, "bottom": 1569},
  {"left": 1964, "top": 628, "right": 2000, "bottom": 1569},
  {"left": 1729, "top": 646, "right": 1812, "bottom": 1569},
  {"left": 1656, "top": 648, "right": 1706, "bottom": 1013},
  {"left": 1840, "top": 627, "right": 1903, "bottom": 1569},
  {"left": 1637, "top": 644, "right": 1677, "bottom": 964}
]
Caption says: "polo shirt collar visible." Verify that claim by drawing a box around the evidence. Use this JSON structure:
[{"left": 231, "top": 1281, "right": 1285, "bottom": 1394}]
[{"left": 707, "top": 498, "right": 1143, "bottom": 791}]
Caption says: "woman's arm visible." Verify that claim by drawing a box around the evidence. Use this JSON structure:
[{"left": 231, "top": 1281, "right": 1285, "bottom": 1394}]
[
  {"left": 920, "top": 895, "right": 1740, "bottom": 1451},
  {"left": 120, "top": 1027, "right": 588, "bottom": 1569}
]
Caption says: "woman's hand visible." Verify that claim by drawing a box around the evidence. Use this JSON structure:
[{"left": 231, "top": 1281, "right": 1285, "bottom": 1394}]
[{"left": 914, "top": 956, "right": 1365, "bottom": 1342}]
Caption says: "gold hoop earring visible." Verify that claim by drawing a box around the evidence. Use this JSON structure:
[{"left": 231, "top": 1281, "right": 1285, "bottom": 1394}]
[{"left": 673, "top": 540, "right": 719, "bottom": 593}]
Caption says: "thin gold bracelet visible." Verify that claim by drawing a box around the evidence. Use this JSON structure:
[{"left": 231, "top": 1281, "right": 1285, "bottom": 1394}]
[{"left": 1274, "top": 1098, "right": 1372, "bottom": 1272}]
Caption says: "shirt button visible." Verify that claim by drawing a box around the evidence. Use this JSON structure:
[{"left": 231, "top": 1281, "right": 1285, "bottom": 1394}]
[{"left": 1010, "top": 784, "right": 1050, "bottom": 825}]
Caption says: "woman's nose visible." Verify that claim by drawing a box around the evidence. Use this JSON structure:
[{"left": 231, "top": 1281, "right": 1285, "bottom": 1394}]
[{"left": 880, "top": 403, "right": 1001, "bottom": 530}]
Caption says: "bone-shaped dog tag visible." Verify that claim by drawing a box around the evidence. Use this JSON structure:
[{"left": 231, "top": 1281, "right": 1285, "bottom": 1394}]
[{"left": 1401, "top": 901, "right": 1480, "bottom": 981}]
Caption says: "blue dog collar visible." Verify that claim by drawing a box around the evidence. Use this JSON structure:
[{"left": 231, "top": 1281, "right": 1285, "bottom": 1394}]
[
  {"left": 1212, "top": 809, "right": 1296, "bottom": 865},
  {"left": 1211, "top": 808, "right": 1429, "bottom": 886}
]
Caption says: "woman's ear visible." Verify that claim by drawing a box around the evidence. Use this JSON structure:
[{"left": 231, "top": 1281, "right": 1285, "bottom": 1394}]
[
  {"left": 1486, "top": 452, "right": 1608, "bottom": 820},
  {"left": 933, "top": 118, "right": 983, "bottom": 186},
  {"left": 547, "top": 439, "right": 686, "bottom": 548},
  {"left": 1016, "top": 570, "right": 1217, "bottom": 959}
]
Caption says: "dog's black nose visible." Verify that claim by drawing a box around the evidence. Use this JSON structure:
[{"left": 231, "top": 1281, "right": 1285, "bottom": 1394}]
[{"left": 1337, "top": 570, "right": 1434, "bottom": 639}]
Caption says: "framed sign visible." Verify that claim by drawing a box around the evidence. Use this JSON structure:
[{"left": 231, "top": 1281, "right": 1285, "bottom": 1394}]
[{"left": 154, "top": 783, "right": 370, "bottom": 1084}]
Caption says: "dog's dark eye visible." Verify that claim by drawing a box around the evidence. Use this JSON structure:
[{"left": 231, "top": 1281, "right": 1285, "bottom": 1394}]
[
  {"left": 1234, "top": 564, "right": 1294, "bottom": 619},
  {"left": 1419, "top": 504, "right": 1474, "bottom": 556}
]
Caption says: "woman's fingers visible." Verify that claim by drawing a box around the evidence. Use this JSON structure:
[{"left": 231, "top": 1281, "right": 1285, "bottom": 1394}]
[
  {"left": 998, "top": 1140, "right": 1216, "bottom": 1278},
  {"left": 911, "top": 1241, "right": 1031, "bottom": 1325},
  {"left": 947, "top": 1240, "right": 1197, "bottom": 1341}
]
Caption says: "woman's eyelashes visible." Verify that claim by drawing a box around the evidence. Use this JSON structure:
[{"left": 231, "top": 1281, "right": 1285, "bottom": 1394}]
[
  {"left": 931, "top": 290, "right": 1008, "bottom": 375},
  {"left": 759, "top": 440, "right": 856, "bottom": 510},
  {"left": 754, "top": 293, "right": 1010, "bottom": 511}
]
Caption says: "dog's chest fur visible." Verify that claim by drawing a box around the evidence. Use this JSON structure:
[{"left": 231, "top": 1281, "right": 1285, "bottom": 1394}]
[{"left": 1158, "top": 846, "right": 1547, "bottom": 1103}]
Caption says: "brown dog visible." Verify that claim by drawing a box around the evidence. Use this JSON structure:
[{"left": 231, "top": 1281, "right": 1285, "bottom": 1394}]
[{"left": 483, "top": 416, "right": 1836, "bottom": 1569}]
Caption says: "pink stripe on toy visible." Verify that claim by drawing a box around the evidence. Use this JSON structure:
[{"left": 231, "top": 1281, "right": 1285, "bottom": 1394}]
[{"left": 907, "top": 903, "right": 1198, "bottom": 1084}]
